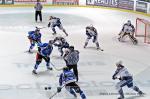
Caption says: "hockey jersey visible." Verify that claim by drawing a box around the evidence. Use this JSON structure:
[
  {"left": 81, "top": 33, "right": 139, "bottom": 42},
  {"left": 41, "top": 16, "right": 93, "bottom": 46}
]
[
  {"left": 28, "top": 31, "right": 41, "bottom": 41},
  {"left": 122, "top": 23, "right": 135, "bottom": 33},
  {"left": 113, "top": 66, "right": 132, "bottom": 80},
  {"left": 59, "top": 70, "right": 76, "bottom": 86},
  {"left": 86, "top": 26, "right": 97, "bottom": 37},
  {"left": 64, "top": 50, "right": 79, "bottom": 65},
  {"left": 54, "top": 37, "right": 69, "bottom": 48},
  {"left": 48, "top": 17, "right": 61, "bottom": 27},
  {"left": 38, "top": 43, "right": 53, "bottom": 57}
]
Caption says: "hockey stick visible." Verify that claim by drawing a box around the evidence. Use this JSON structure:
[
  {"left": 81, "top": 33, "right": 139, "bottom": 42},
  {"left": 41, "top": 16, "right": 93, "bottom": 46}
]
[
  {"left": 98, "top": 48, "right": 104, "bottom": 51},
  {"left": 49, "top": 85, "right": 65, "bottom": 99},
  {"left": 49, "top": 91, "right": 58, "bottom": 99},
  {"left": 50, "top": 62, "right": 63, "bottom": 71},
  {"left": 35, "top": 26, "right": 47, "bottom": 30}
]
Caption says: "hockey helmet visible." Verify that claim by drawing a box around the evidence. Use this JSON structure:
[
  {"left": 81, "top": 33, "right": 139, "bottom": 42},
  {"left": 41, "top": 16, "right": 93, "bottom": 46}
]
[
  {"left": 127, "top": 20, "right": 131, "bottom": 25},
  {"left": 49, "top": 16, "right": 53, "bottom": 20},
  {"left": 62, "top": 38, "right": 66, "bottom": 42},
  {"left": 35, "top": 28, "right": 40, "bottom": 32},
  {"left": 69, "top": 46, "right": 74, "bottom": 51},
  {"left": 49, "top": 40, "right": 54, "bottom": 44},
  {"left": 35, "top": 27, "right": 40, "bottom": 33},
  {"left": 63, "top": 66, "right": 69, "bottom": 71},
  {"left": 116, "top": 60, "right": 123, "bottom": 66},
  {"left": 89, "top": 24, "right": 93, "bottom": 27}
]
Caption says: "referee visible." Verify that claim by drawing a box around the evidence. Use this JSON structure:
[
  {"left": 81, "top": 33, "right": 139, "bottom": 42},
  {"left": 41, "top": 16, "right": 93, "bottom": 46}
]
[
  {"left": 63, "top": 46, "right": 79, "bottom": 82},
  {"left": 34, "top": 1, "right": 43, "bottom": 22}
]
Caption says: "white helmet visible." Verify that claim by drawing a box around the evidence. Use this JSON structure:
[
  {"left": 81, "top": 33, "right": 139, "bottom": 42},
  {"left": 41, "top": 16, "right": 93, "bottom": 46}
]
[
  {"left": 116, "top": 60, "right": 122, "bottom": 66},
  {"left": 89, "top": 24, "right": 93, "bottom": 27}
]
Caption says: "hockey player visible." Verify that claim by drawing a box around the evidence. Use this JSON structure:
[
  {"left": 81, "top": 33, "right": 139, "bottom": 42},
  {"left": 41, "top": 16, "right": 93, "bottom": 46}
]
[
  {"left": 84, "top": 24, "right": 103, "bottom": 51},
  {"left": 48, "top": 16, "right": 68, "bottom": 36},
  {"left": 118, "top": 20, "right": 138, "bottom": 45},
  {"left": 28, "top": 28, "right": 42, "bottom": 53},
  {"left": 32, "top": 40, "right": 54, "bottom": 74},
  {"left": 112, "top": 61, "right": 144, "bottom": 99},
  {"left": 53, "top": 36, "right": 69, "bottom": 56},
  {"left": 63, "top": 46, "right": 79, "bottom": 81},
  {"left": 57, "top": 67, "right": 86, "bottom": 99}
]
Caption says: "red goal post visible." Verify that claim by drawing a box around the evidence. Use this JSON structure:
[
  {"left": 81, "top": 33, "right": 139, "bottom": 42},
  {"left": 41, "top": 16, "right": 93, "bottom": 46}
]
[{"left": 135, "top": 18, "right": 150, "bottom": 44}]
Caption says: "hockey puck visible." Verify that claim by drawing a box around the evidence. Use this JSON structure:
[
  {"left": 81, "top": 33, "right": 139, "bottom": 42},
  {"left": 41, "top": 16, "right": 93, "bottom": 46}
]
[
  {"left": 45, "top": 87, "right": 51, "bottom": 90},
  {"left": 48, "top": 87, "right": 51, "bottom": 90},
  {"left": 45, "top": 87, "right": 48, "bottom": 90}
]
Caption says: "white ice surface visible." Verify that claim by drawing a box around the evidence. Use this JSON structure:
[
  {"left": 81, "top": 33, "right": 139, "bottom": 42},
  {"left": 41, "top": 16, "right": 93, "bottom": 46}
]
[{"left": 0, "top": 7, "right": 150, "bottom": 99}]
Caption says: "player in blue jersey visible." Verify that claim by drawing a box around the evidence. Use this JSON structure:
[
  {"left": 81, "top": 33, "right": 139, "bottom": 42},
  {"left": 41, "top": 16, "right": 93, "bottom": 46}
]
[
  {"left": 32, "top": 40, "right": 54, "bottom": 74},
  {"left": 48, "top": 16, "right": 68, "bottom": 36},
  {"left": 57, "top": 67, "right": 86, "bottom": 99},
  {"left": 28, "top": 28, "right": 42, "bottom": 53},
  {"left": 112, "top": 61, "right": 144, "bottom": 99},
  {"left": 53, "top": 36, "right": 69, "bottom": 56}
]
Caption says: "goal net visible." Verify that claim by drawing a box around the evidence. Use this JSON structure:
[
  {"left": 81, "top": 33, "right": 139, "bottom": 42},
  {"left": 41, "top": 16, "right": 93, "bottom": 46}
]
[{"left": 135, "top": 18, "right": 150, "bottom": 44}]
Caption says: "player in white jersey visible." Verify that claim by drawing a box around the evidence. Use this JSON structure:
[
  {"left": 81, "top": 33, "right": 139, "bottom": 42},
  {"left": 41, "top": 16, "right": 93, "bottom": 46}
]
[
  {"left": 118, "top": 20, "right": 138, "bottom": 45},
  {"left": 112, "top": 61, "right": 144, "bottom": 99},
  {"left": 84, "top": 24, "right": 103, "bottom": 51},
  {"left": 48, "top": 16, "right": 68, "bottom": 36}
]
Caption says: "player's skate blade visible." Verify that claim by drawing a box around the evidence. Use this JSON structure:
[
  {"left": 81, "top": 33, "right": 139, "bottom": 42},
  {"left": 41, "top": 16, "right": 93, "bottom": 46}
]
[
  {"left": 32, "top": 70, "right": 37, "bottom": 74},
  {"left": 47, "top": 67, "right": 53, "bottom": 70}
]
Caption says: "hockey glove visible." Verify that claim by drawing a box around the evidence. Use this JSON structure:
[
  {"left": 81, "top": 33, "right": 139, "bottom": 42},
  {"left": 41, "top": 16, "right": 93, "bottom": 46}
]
[
  {"left": 57, "top": 87, "right": 61, "bottom": 93},
  {"left": 48, "top": 23, "right": 51, "bottom": 27},
  {"left": 112, "top": 76, "right": 117, "bottom": 80},
  {"left": 119, "top": 77, "right": 122, "bottom": 80}
]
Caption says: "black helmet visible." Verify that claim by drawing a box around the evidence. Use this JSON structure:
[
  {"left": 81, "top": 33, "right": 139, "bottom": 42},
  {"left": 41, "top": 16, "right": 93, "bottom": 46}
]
[
  {"left": 49, "top": 16, "right": 53, "bottom": 20},
  {"left": 63, "top": 66, "right": 69, "bottom": 71},
  {"left": 49, "top": 40, "right": 54, "bottom": 44},
  {"left": 62, "top": 38, "right": 66, "bottom": 42},
  {"left": 35, "top": 27, "right": 40, "bottom": 32},
  {"left": 69, "top": 46, "right": 74, "bottom": 51}
]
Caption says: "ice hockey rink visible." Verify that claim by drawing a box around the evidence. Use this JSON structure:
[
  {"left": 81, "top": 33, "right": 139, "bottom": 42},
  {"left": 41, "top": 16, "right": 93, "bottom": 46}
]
[{"left": 0, "top": 7, "right": 150, "bottom": 99}]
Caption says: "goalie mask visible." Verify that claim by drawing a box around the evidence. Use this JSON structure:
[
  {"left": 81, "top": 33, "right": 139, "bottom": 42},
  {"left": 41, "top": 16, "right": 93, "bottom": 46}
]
[{"left": 127, "top": 20, "right": 131, "bottom": 25}]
